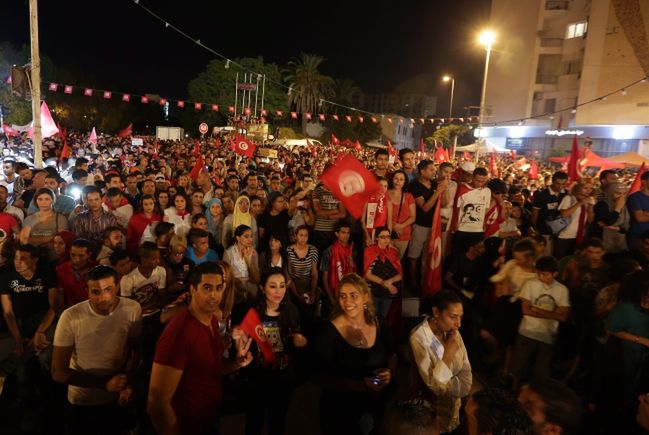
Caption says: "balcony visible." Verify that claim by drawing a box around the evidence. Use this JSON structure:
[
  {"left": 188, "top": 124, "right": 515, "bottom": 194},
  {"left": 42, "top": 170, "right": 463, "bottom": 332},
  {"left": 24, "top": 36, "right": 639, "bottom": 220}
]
[
  {"left": 536, "top": 74, "right": 559, "bottom": 85},
  {"left": 545, "top": 0, "right": 569, "bottom": 10},
  {"left": 540, "top": 38, "right": 563, "bottom": 48}
]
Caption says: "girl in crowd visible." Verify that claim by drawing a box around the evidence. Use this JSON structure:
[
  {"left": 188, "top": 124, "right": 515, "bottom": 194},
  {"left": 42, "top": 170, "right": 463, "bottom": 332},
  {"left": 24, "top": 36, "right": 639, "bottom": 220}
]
[
  {"left": 126, "top": 194, "right": 161, "bottom": 253},
  {"left": 363, "top": 226, "right": 403, "bottom": 321},
  {"left": 222, "top": 195, "right": 258, "bottom": 248},
  {"left": 314, "top": 273, "right": 395, "bottom": 435},
  {"left": 155, "top": 190, "right": 170, "bottom": 212},
  {"left": 259, "top": 233, "right": 291, "bottom": 284},
  {"left": 510, "top": 201, "right": 532, "bottom": 238},
  {"left": 52, "top": 230, "right": 76, "bottom": 266},
  {"left": 387, "top": 170, "right": 416, "bottom": 260},
  {"left": 409, "top": 290, "right": 472, "bottom": 434},
  {"left": 163, "top": 192, "right": 192, "bottom": 237},
  {"left": 286, "top": 225, "right": 319, "bottom": 329},
  {"left": 223, "top": 224, "right": 260, "bottom": 303},
  {"left": 20, "top": 188, "right": 70, "bottom": 261},
  {"left": 288, "top": 190, "right": 315, "bottom": 243},
  {"left": 238, "top": 267, "right": 307, "bottom": 435},
  {"left": 250, "top": 196, "right": 264, "bottom": 221},
  {"left": 205, "top": 198, "right": 224, "bottom": 244},
  {"left": 176, "top": 173, "right": 192, "bottom": 194},
  {"left": 362, "top": 177, "right": 392, "bottom": 246},
  {"left": 190, "top": 191, "right": 205, "bottom": 215}
]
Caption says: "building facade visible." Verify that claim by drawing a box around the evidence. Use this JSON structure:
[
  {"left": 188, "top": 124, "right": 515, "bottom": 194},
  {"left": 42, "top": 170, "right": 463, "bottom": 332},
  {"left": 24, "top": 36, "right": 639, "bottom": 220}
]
[{"left": 481, "top": 0, "right": 649, "bottom": 156}]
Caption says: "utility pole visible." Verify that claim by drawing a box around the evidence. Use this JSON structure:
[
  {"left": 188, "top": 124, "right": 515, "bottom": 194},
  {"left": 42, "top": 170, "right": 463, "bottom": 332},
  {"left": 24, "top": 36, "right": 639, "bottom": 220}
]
[{"left": 29, "top": 0, "right": 43, "bottom": 168}]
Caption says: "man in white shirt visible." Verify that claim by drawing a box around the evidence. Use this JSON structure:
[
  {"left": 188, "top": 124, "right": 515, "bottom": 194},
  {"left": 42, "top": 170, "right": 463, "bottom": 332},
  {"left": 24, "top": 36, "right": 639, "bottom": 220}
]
[
  {"left": 52, "top": 265, "right": 142, "bottom": 435},
  {"left": 105, "top": 188, "right": 133, "bottom": 229},
  {"left": 451, "top": 167, "right": 491, "bottom": 254}
]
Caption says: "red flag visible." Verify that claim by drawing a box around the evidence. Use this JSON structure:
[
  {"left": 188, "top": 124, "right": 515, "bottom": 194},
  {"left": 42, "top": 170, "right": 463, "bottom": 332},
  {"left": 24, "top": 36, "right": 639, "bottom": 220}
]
[
  {"left": 48, "top": 83, "right": 58, "bottom": 92},
  {"left": 229, "top": 106, "right": 236, "bottom": 113},
  {"left": 64, "top": 85, "right": 73, "bottom": 94},
  {"left": 358, "top": 116, "right": 364, "bottom": 123},
  {"left": 387, "top": 140, "right": 397, "bottom": 157},
  {"left": 28, "top": 101, "right": 59, "bottom": 139},
  {"left": 331, "top": 133, "right": 340, "bottom": 145},
  {"left": 345, "top": 115, "right": 352, "bottom": 123},
  {"left": 117, "top": 123, "right": 133, "bottom": 138},
  {"left": 239, "top": 308, "right": 275, "bottom": 366},
  {"left": 306, "top": 113, "right": 312, "bottom": 120},
  {"left": 211, "top": 104, "right": 219, "bottom": 111},
  {"left": 60, "top": 134, "right": 71, "bottom": 160},
  {"left": 233, "top": 135, "right": 257, "bottom": 158},
  {"left": 177, "top": 101, "right": 185, "bottom": 108},
  {"left": 319, "top": 114, "right": 325, "bottom": 121},
  {"left": 371, "top": 116, "right": 377, "bottom": 123},
  {"left": 510, "top": 149, "right": 517, "bottom": 160},
  {"left": 489, "top": 151, "right": 498, "bottom": 177},
  {"left": 628, "top": 162, "right": 647, "bottom": 196},
  {"left": 419, "top": 138, "right": 425, "bottom": 155},
  {"left": 140, "top": 96, "right": 148, "bottom": 104},
  {"left": 103, "top": 91, "right": 112, "bottom": 99},
  {"left": 354, "top": 140, "right": 362, "bottom": 152},
  {"left": 484, "top": 203, "right": 505, "bottom": 238},
  {"left": 306, "top": 139, "right": 317, "bottom": 157},
  {"left": 192, "top": 141, "right": 200, "bottom": 156},
  {"left": 444, "top": 147, "right": 451, "bottom": 162},
  {"left": 194, "top": 102, "right": 202, "bottom": 110},
  {"left": 423, "top": 196, "right": 443, "bottom": 296},
  {"left": 463, "top": 151, "right": 471, "bottom": 160},
  {"left": 261, "top": 109, "right": 267, "bottom": 116},
  {"left": 291, "top": 112, "right": 298, "bottom": 119},
  {"left": 89, "top": 127, "right": 97, "bottom": 145},
  {"left": 275, "top": 110, "right": 283, "bottom": 116},
  {"left": 2, "top": 125, "right": 18, "bottom": 137},
  {"left": 333, "top": 114, "right": 339, "bottom": 121},
  {"left": 567, "top": 136, "right": 580, "bottom": 182},
  {"left": 387, "top": 118, "right": 393, "bottom": 124},
  {"left": 434, "top": 146, "right": 447, "bottom": 163},
  {"left": 528, "top": 160, "right": 539, "bottom": 179},
  {"left": 160, "top": 98, "right": 167, "bottom": 106},
  {"left": 320, "top": 154, "right": 380, "bottom": 219},
  {"left": 122, "top": 94, "right": 131, "bottom": 102},
  {"left": 189, "top": 155, "right": 205, "bottom": 181},
  {"left": 84, "top": 88, "right": 93, "bottom": 97}
]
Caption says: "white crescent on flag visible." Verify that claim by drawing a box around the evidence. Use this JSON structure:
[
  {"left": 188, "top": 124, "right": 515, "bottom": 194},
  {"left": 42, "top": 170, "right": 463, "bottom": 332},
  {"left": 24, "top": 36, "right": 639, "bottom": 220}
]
[{"left": 338, "top": 170, "right": 366, "bottom": 197}]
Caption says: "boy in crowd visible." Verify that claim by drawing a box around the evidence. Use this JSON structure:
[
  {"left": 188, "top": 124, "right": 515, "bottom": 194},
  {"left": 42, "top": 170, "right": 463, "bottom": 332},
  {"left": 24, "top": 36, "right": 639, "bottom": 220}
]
[{"left": 185, "top": 228, "right": 219, "bottom": 265}]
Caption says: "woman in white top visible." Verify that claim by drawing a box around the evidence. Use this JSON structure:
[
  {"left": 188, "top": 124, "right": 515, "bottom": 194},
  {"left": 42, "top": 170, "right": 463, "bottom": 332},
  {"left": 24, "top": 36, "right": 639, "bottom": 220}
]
[
  {"left": 223, "top": 224, "right": 260, "bottom": 302},
  {"left": 409, "top": 290, "right": 471, "bottom": 433},
  {"left": 555, "top": 182, "right": 594, "bottom": 259},
  {"left": 163, "top": 192, "right": 192, "bottom": 237},
  {"left": 222, "top": 195, "right": 258, "bottom": 248}
]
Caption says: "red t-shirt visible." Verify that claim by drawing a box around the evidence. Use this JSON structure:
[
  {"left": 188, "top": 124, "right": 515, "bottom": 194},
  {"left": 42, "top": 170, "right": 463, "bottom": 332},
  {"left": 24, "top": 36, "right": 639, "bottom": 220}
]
[
  {"left": 391, "top": 192, "right": 415, "bottom": 241},
  {"left": 0, "top": 213, "right": 17, "bottom": 238},
  {"left": 56, "top": 261, "right": 97, "bottom": 308},
  {"left": 154, "top": 308, "right": 223, "bottom": 434}
]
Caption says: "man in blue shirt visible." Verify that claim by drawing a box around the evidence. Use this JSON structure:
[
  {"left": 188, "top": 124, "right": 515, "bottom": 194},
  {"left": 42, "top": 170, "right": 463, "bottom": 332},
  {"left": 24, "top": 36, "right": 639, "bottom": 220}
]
[
  {"left": 185, "top": 228, "right": 219, "bottom": 265},
  {"left": 627, "top": 171, "right": 649, "bottom": 250}
]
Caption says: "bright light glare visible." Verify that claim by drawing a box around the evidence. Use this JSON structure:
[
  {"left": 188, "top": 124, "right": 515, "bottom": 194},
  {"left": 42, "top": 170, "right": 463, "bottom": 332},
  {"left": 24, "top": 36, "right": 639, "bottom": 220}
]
[
  {"left": 479, "top": 30, "right": 496, "bottom": 47},
  {"left": 612, "top": 126, "right": 635, "bottom": 140},
  {"left": 443, "top": 75, "right": 452, "bottom": 82}
]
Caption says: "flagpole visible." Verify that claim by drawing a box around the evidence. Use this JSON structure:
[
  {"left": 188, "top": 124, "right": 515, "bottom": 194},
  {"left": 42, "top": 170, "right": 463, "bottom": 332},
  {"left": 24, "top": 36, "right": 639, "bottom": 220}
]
[
  {"left": 29, "top": 0, "right": 43, "bottom": 169},
  {"left": 260, "top": 75, "right": 266, "bottom": 119},
  {"left": 247, "top": 74, "right": 252, "bottom": 112},
  {"left": 241, "top": 73, "right": 247, "bottom": 115},
  {"left": 234, "top": 72, "right": 239, "bottom": 116},
  {"left": 254, "top": 74, "right": 259, "bottom": 117}
]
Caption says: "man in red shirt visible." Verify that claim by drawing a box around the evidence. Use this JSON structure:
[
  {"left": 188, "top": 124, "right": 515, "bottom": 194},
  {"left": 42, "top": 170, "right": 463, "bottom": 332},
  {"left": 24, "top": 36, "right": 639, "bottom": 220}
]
[
  {"left": 56, "top": 238, "right": 96, "bottom": 308},
  {"left": 148, "top": 262, "right": 252, "bottom": 435}
]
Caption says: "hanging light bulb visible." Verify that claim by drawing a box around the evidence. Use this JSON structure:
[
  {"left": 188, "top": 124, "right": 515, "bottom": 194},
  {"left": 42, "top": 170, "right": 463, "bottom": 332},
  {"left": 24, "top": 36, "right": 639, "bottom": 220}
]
[
  {"left": 601, "top": 96, "right": 608, "bottom": 101},
  {"left": 549, "top": 115, "right": 555, "bottom": 120},
  {"left": 621, "top": 89, "right": 628, "bottom": 96},
  {"left": 571, "top": 108, "right": 577, "bottom": 114},
  {"left": 224, "top": 60, "right": 230, "bottom": 69},
  {"left": 288, "top": 85, "right": 293, "bottom": 96},
  {"left": 517, "top": 120, "right": 523, "bottom": 126},
  {"left": 165, "top": 22, "right": 169, "bottom": 28}
]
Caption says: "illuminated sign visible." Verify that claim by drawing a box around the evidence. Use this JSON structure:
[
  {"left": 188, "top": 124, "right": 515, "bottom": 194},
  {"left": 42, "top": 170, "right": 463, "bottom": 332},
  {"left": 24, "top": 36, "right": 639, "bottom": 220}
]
[{"left": 545, "top": 129, "right": 584, "bottom": 136}]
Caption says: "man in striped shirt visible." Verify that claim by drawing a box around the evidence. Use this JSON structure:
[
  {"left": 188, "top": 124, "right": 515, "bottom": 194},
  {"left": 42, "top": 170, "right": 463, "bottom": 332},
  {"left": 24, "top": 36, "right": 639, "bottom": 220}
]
[{"left": 311, "top": 182, "right": 346, "bottom": 252}]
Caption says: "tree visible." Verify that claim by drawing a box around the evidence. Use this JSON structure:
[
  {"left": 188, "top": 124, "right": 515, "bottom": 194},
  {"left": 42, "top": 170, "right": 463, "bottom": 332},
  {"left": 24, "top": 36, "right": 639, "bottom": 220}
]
[
  {"left": 183, "top": 57, "right": 285, "bottom": 134},
  {"left": 331, "top": 78, "right": 362, "bottom": 108},
  {"left": 429, "top": 124, "right": 472, "bottom": 147},
  {"left": 321, "top": 117, "right": 382, "bottom": 144},
  {"left": 0, "top": 42, "right": 31, "bottom": 125},
  {"left": 283, "top": 53, "right": 335, "bottom": 135}
]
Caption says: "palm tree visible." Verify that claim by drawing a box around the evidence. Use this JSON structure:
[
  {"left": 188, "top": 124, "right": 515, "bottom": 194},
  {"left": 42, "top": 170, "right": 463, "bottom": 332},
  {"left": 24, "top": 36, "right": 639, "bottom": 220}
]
[
  {"left": 283, "top": 53, "right": 335, "bottom": 135},
  {"left": 332, "top": 78, "right": 362, "bottom": 110}
]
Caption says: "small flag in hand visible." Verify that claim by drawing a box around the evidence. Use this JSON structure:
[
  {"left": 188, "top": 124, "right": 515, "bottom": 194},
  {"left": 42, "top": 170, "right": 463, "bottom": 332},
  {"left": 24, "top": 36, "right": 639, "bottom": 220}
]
[
  {"left": 233, "top": 136, "right": 257, "bottom": 158},
  {"left": 240, "top": 308, "right": 275, "bottom": 366}
]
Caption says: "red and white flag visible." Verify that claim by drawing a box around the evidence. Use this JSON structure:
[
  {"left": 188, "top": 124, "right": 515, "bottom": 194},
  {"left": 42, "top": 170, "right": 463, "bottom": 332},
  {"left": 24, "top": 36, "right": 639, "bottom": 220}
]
[
  {"left": 140, "top": 96, "right": 148, "bottom": 104},
  {"left": 423, "top": 195, "right": 443, "bottom": 296},
  {"left": 358, "top": 116, "right": 364, "bottom": 123},
  {"left": 306, "top": 113, "right": 312, "bottom": 120},
  {"left": 528, "top": 160, "right": 539, "bottom": 179},
  {"left": 233, "top": 136, "right": 257, "bottom": 158},
  {"left": 228, "top": 106, "right": 235, "bottom": 113},
  {"left": 275, "top": 110, "right": 283, "bottom": 116},
  {"left": 371, "top": 116, "right": 378, "bottom": 123},
  {"left": 484, "top": 203, "right": 505, "bottom": 238},
  {"left": 240, "top": 308, "right": 275, "bottom": 366},
  {"left": 84, "top": 88, "right": 93, "bottom": 97},
  {"left": 103, "top": 91, "right": 112, "bottom": 99},
  {"left": 261, "top": 109, "right": 267, "bottom": 116},
  {"left": 27, "top": 101, "right": 59, "bottom": 139},
  {"left": 177, "top": 101, "right": 185, "bottom": 108},
  {"left": 189, "top": 155, "right": 205, "bottom": 181},
  {"left": 345, "top": 115, "right": 352, "bottom": 123},
  {"left": 117, "top": 123, "right": 132, "bottom": 138},
  {"left": 194, "top": 103, "right": 202, "bottom": 110},
  {"left": 434, "top": 146, "right": 447, "bottom": 163},
  {"left": 333, "top": 114, "right": 339, "bottom": 121},
  {"left": 628, "top": 162, "right": 647, "bottom": 196},
  {"left": 2, "top": 124, "right": 18, "bottom": 137},
  {"left": 48, "top": 83, "right": 58, "bottom": 92},
  {"left": 331, "top": 133, "right": 340, "bottom": 146},
  {"left": 211, "top": 104, "right": 219, "bottom": 111},
  {"left": 244, "top": 107, "right": 251, "bottom": 116},
  {"left": 89, "top": 127, "right": 97, "bottom": 145},
  {"left": 122, "top": 94, "right": 131, "bottom": 102},
  {"left": 320, "top": 154, "right": 380, "bottom": 219},
  {"left": 291, "top": 112, "right": 298, "bottom": 119},
  {"left": 387, "top": 117, "right": 393, "bottom": 124},
  {"left": 489, "top": 151, "right": 498, "bottom": 177},
  {"left": 64, "top": 85, "right": 73, "bottom": 94},
  {"left": 319, "top": 114, "right": 325, "bottom": 121}
]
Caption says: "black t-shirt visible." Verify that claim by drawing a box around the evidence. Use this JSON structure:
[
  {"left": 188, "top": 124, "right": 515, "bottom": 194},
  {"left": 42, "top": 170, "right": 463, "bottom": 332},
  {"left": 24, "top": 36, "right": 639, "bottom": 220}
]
[
  {"left": 166, "top": 257, "right": 193, "bottom": 300},
  {"left": 0, "top": 266, "right": 56, "bottom": 336},
  {"left": 409, "top": 179, "right": 438, "bottom": 227},
  {"left": 258, "top": 209, "right": 290, "bottom": 250},
  {"left": 532, "top": 188, "right": 565, "bottom": 235}
]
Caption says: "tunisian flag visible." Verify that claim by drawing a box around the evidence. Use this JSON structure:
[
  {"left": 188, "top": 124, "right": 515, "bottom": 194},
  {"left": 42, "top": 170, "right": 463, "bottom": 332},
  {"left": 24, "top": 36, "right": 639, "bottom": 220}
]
[
  {"left": 628, "top": 162, "right": 647, "bottom": 196},
  {"left": 60, "top": 133, "right": 71, "bottom": 160},
  {"left": 567, "top": 135, "right": 580, "bottom": 182},
  {"left": 528, "top": 160, "right": 539, "bottom": 179},
  {"left": 189, "top": 155, "right": 205, "bottom": 181},
  {"left": 233, "top": 136, "right": 257, "bottom": 158},
  {"left": 89, "top": 127, "right": 97, "bottom": 145},
  {"left": 489, "top": 151, "right": 498, "bottom": 177},
  {"left": 331, "top": 133, "right": 340, "bottom": 145},
  {"left": 28, "top": 101, "right": 59, "bottom": 139},
  {"left": 434, "top": 145, "right": 448, "bottom": 163},
  {"left": 423, "top": 195, "right": 443, "bottom": 296},
  {"left": 117, "top": 123, "right": 133, "bottom": 138},
  {"left": 484, "top": 203, "right": 505, "bottom": 238},
  {"left": 320, "top": 154, "right": 380, "bottom": 219},
  {"left": 240, "top": 308, "right": 275, "bottom": 366}
]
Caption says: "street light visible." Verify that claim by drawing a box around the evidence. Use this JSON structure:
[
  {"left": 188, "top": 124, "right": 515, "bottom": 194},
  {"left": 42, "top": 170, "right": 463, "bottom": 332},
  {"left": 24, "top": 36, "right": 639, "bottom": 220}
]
[
  {"left": 478, "top": 30, "right": 496, "bottom": 129},
  {"left": 442, "top": 75, "right": 455, "bottom": 118}
]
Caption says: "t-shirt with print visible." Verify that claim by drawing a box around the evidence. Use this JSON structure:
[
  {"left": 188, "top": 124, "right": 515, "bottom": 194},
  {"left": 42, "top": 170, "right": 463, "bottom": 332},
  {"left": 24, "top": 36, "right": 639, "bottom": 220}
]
[
  {"left": 120, "top": 266, "right": 166, "bottom": 316},
  {"left": 53, "top": 298, "right": 142, "bottom": 405},
  {"left": 0, "top": 266, "right": 56, "bottom": 336},
  {"left": 532, "top": 187, "right": 566, "bottom": 235},
  {"left": 557, "top": 195, "right": 580, "bottom": 239},
  {"left": 313, "top": 184, "right": 340, "bottom": 232},
  {"left": 257, "top": 313, "right": 289, "bottom": 370},
  {"left": 456, "top": 186, "right": 491, "bottom": 233},
  {"left": 518, "top": 278, "right": 570, "bottom": 344}
]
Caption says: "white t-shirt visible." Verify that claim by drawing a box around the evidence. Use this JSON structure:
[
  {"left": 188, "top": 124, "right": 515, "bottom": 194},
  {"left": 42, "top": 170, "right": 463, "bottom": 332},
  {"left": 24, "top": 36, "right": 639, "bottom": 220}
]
[
  {"left": 53, "top": 298, "right": 142, "bottom": 405},
  {"left": 518, "top": 279, "right": 570, "bottom": 344},
  {"left": 120, "top": 266, "right": 166, "bottom": 316},
  {"left": 457, "top": 187, "right": 491, "bottom": 233},
  {"left": 557, "top": 195, "right": 579, "bottom": 239}
]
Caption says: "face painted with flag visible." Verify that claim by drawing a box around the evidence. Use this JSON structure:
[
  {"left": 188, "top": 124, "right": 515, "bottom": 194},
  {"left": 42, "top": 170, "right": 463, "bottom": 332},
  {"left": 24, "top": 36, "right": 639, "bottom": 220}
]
[{"left": 320, "top": 154, "right": 380, "bottom": 219}]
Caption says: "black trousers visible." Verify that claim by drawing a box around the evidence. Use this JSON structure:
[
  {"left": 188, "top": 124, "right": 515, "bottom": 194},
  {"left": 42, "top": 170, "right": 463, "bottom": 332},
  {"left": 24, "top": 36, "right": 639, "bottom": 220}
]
[{"left": 65, "top": 401, "right": 134, "bottom": 435}]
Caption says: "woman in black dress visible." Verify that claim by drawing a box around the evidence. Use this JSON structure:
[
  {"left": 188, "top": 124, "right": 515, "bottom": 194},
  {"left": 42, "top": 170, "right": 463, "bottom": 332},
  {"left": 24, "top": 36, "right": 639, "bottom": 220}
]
[{"left": 314, "top": 273, "right": 396, "bottom": 435}]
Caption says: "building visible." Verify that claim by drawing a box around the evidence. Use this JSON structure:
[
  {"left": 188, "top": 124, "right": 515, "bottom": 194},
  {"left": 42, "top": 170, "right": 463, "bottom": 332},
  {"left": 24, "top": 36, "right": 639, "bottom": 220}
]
[
  {"left": 480, "top": 0, "right": 649, "bottom": 156},
  {"left": 379, "top": 114, "right": 422, "bottom": 150},
  {"left": 360, "top": 75, "right": 438, "bottom": 120}
]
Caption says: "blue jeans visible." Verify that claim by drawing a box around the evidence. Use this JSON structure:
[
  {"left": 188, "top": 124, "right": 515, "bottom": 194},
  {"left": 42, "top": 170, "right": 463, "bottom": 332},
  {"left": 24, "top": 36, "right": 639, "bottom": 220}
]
[{"left": 373, "top": 296, "right": 393, "bottom": 321}]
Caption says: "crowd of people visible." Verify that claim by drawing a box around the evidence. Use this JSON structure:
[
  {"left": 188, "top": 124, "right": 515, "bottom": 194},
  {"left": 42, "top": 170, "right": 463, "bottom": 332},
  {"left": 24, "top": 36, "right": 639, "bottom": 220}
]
[{"left": 0, "top": 128, "right": 647, "bottom": 435}]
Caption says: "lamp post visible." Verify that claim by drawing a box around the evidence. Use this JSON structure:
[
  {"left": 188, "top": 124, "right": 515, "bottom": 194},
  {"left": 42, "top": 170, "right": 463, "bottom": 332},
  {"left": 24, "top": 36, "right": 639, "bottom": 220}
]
[
  {"left": 478, "top": 30, "right": 496, "bottom": 129},
  {"left": 442, "top": 75, "right": 455, "bottom": 118}
]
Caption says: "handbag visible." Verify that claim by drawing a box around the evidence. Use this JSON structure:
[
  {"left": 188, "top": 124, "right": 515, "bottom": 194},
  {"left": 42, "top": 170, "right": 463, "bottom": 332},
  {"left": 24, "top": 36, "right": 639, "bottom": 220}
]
[
  {"left": 546, "top": 216, "right": 572, "bottom": 235},
  {"left": 391, "top": 193, "right": 404, "bottom": 239}
]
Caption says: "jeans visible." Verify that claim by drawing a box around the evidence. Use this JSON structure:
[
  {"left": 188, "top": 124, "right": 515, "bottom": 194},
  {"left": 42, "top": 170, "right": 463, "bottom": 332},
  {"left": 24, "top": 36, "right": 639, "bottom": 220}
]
[{"left": 373, "top": 296, "right": 393, "bottom": 321}]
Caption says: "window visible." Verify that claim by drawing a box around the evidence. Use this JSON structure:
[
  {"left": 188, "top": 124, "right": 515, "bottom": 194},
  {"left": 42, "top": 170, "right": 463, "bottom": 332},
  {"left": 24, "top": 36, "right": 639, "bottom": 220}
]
[
  {"left": 566, "top": 21, "right": 588, "bottom": 39},
  {"left": 544, "top": 98, "right": 556, "bottom": 114}
]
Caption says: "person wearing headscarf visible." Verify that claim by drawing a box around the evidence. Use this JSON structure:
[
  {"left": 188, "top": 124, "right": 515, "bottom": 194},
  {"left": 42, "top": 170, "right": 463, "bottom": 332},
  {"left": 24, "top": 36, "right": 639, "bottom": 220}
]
[
  {"left": 222, "top": 195, "right": 258, "bottom": 248},
  {"left": 204, "top": 198, "right": 225, "bottom": 255}
]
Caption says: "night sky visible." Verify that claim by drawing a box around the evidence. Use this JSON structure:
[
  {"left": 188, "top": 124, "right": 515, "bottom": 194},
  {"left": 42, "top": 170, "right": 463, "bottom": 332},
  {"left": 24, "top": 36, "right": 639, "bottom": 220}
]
[{"left": 2, "top": 0, "right": 492, "bottom": 116}]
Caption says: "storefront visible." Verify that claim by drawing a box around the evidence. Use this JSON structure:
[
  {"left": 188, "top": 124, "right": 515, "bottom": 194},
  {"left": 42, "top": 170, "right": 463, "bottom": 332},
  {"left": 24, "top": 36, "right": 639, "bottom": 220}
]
[{"left": 475, "top": 125, "right": 649, "bottom": 157}]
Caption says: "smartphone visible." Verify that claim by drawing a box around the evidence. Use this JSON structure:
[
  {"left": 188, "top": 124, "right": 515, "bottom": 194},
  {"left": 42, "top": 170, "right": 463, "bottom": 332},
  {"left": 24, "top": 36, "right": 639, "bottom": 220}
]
[{"left": 371, "top": 376, "right": 381, "bottom": 386}]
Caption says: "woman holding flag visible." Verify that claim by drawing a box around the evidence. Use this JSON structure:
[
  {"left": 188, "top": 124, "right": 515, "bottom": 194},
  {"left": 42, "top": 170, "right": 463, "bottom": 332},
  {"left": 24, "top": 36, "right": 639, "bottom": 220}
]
[{"left": 235, "top": 267, "right": 306, "bottom": 435}]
